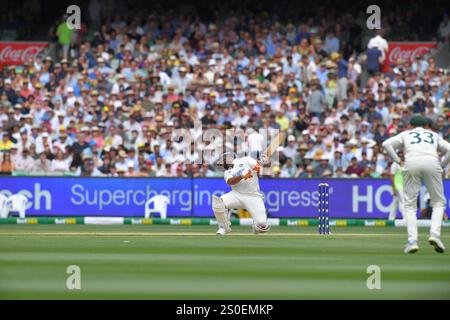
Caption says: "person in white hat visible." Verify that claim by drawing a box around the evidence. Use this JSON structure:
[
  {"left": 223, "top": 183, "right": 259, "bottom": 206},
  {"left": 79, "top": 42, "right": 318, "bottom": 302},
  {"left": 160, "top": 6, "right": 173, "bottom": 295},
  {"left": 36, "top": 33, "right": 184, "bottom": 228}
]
[
  {"left": 171, "top": 65, "right": 192, "bottom": 94},
  {"left": 35, "top": 132, "right": 53, "bottom": 154},
  {"left": 282, "top": 135, "right": 298, "bottom": 159},
  {"left": 125, "top": 160, "right": 137, "bottom": 177},
  {"left": 355, "top": 137, "right": 374, "bottom": 161},
  {"left": 65, "top": 87, "right": 79, "bottom": 108}
]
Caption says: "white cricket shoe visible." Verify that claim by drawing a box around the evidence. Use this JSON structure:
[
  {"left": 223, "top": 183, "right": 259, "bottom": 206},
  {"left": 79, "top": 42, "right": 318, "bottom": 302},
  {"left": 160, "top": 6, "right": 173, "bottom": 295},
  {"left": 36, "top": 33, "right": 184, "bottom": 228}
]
[
  {"left": 216, "top": 226, "right": 231, "bottom": 236},
  {"left": 252, "top": 224, "right": 271, "bottom": 234},
  {"left": 428, "top": 235, "right": 445, "bottom": 253},
  {"left": 404, "top": 241, "right": 419, "bottom": 254}
]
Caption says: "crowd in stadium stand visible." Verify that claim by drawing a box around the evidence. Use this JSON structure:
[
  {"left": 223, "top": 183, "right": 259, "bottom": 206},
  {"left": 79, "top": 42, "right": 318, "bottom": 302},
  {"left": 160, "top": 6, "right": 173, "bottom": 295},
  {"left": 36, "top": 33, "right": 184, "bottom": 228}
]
[{"left": 1, "top": 2, "right": 450, "bottom": 178}]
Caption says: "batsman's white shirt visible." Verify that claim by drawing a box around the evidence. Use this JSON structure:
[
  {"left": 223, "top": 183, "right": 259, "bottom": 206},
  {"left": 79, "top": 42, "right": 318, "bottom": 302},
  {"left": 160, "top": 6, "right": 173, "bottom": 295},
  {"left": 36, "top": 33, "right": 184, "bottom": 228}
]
[
  {"left": 221, "top": 156, "right": 267, "bottom": 225},
  {"left": 224, "top": 157, "right": 260, "bottom": 195}
]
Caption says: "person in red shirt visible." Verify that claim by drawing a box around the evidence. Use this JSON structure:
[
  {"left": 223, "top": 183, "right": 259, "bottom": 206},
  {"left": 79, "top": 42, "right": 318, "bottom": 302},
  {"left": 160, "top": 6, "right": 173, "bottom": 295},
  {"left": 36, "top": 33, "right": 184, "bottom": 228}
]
[
  {"left": 345, "top": 157, "right": 364, "bottom": 176},
  {"left": 19, "top": 80, "right": 33, "bottom": 100}
]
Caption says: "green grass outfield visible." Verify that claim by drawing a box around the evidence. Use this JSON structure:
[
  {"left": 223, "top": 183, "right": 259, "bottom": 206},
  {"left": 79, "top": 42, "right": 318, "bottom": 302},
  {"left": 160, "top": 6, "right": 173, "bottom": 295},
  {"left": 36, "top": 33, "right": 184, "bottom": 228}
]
[{"left": 0, "top": 225, "right": 449, "bottom": 299}]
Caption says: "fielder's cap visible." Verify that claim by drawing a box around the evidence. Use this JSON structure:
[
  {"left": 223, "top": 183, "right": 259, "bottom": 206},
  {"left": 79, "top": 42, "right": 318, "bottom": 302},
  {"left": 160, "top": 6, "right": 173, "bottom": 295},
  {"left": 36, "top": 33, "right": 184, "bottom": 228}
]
[{"left": 410, "top": 115, "right": 428, "bottom": 127}]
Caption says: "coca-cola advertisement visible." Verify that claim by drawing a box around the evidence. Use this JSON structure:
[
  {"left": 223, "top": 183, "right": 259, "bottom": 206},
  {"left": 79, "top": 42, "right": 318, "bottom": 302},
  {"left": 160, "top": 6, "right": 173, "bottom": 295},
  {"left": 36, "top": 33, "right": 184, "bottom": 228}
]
[
  {"left": 0, "top": 42, "right": 48, "bottom": 70},
  {"left": 383, "top": 41, "right": 437, "bottom": 72}
]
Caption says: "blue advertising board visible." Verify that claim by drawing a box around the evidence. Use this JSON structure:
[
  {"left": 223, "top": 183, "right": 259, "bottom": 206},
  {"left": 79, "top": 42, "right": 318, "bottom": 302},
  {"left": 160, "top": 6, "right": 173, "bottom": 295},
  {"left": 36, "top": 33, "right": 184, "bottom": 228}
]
[{"left": 0, "top": 177, "right": 446, "bottom": 218}]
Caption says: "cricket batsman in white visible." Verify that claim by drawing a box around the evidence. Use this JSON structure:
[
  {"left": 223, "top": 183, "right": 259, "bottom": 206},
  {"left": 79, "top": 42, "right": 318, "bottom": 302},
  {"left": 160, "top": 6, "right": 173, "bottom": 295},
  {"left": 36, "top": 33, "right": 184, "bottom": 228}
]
[
  {"left": 383, "top": 115, "right": 450, "bottom": 254},
  {"left": 212, "top": 152, "right": 270, "bottom": 235}
]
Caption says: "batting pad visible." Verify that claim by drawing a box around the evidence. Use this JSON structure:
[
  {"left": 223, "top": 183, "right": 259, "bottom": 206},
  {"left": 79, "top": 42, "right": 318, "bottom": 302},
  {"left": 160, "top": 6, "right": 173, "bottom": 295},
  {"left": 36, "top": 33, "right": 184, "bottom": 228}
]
[{"left": 212, "top": 195, "right": 230, "bottom": 229}]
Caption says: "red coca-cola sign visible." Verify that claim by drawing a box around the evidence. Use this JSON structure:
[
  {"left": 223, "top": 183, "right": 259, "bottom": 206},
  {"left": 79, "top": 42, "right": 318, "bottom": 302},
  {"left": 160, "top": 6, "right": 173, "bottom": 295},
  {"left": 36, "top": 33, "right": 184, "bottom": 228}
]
[
  {"left": 383, "top": 42, "right": 437, "bottom": 71},
  {"left": 0, "top": 42, "right": 48, "bottom": 69}
]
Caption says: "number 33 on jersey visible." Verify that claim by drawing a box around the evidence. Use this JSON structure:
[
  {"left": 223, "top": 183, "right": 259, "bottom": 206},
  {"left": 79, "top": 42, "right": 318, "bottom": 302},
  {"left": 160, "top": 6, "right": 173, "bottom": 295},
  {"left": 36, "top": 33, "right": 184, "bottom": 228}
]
[{"left": 386, "top": 127, "right": 449, "bottom": 163}]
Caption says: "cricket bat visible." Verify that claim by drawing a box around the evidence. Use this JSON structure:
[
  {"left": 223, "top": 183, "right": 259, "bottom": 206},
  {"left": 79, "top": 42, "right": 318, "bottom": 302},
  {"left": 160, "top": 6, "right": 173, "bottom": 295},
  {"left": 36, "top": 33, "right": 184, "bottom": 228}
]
[{"left": 262, "top": 131, "right": 285, "bottom": 161}]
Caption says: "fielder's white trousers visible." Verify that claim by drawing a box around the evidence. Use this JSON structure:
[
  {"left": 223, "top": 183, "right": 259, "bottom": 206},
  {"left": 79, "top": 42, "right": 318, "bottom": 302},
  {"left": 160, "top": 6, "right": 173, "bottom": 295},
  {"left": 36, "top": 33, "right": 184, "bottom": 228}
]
[
  {"left": 389, "top": 189, "right": 405, "bottom": 220},
  {"left": 221, "top": 190, "right": 268, "bottom": 225},
  {"left": 403, "top": 159, "right": 446, "bottom": 243}
]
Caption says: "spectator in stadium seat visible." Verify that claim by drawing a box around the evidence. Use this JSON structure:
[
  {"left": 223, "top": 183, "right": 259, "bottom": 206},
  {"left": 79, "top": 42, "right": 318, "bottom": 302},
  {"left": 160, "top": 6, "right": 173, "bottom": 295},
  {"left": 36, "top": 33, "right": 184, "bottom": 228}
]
[
  {"left": 298, "top": 165, "right": 314, "bottom": 179},
  {"left": 313, "top": 156, "right": 333, "bottom": 178},
  {"left": 374, "top": 124, "right": 390, "bottom": 145},
  {"left": 0, "top": 152, "right": 14, "bottom": 174},
  {"left": 307, "top": 83, "right": 326, "bottom": 120},
  {"left": 280, "top": 158, "right": 297, "bottom": 178},
  {"left": 413, "top": 92, "right": 427, "bottom": 113},
  {"left": 15, "top": 149, "right": 34, "bottom": 172},
  {"left": 0, "top": 133, "right": 13, "bottom": 152},
  {"left": 345, "top": 157, "right": 364, "bottom": 177},
  {"left": 330, "top": 150, "right": 345, "bottom": 171},
  {"left": 33, "top": 152, "right": 51, "bottom": 173},
  {"left": 98, "top": 155, "right": 113, "bottom": 175},
  {"left": 82, "top": 158, "right": 103, "bottom": 177},
  {"left": 51, "top": 148, "right": 69, "bottom": 173},
  {"left": 72, "top": 133, "right": 90, "bottom": 156}
]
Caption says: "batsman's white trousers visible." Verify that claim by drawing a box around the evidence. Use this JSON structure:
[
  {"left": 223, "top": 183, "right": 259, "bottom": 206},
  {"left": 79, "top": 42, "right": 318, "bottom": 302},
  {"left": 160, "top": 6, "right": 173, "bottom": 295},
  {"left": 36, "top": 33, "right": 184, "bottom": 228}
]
[
  {"left": 403, "top": 158, "right": 446, "bottom": 243},
  {"left": 389, "top": 189, "right": 405, "bottom": 220},
  {"left": 221, "top": 190, "right": 268, "bottom": 225}
]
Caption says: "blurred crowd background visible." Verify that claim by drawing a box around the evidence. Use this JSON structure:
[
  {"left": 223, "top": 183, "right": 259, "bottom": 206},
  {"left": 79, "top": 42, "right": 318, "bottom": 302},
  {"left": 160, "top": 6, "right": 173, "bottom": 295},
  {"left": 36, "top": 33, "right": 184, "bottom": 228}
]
[{"left": 1, "top": 0, "right": 450, "bottom": 178}]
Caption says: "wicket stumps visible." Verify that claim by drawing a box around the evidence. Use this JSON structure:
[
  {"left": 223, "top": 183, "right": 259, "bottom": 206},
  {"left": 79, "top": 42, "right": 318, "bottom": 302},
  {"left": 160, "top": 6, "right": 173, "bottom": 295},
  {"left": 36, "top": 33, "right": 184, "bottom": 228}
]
[{"left": 318, "top": 183, "right": 331, "bottom": 235}]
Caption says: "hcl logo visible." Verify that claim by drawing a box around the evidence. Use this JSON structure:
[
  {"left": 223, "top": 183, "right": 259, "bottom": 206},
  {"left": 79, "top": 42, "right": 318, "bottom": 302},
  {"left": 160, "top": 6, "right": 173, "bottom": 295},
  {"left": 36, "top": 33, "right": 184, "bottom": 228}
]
[
  {"left": 0, "top": 183, "right": 52, "bottom": 210},
  {"left": 352, "top": 185, "right": 433, "bottom": 213}
]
